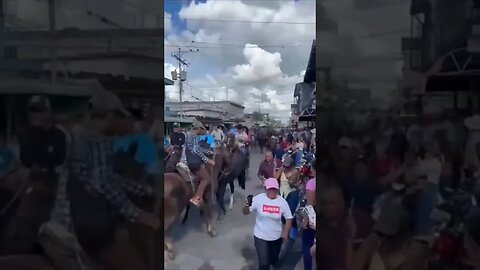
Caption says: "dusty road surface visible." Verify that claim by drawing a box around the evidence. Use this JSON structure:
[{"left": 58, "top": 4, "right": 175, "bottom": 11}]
[{"left": 164, "top": 149, "right": 303, "bottom": 270}]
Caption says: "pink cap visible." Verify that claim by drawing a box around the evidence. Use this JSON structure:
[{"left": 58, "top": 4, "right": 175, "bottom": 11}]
[{"left": 264, "top": 178, "right": 279, "bottom": 190}]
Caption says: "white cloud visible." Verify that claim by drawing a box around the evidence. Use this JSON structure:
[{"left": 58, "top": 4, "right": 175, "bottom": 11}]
[
  {"left": 164, "top": 62, "right": 178, "bottom": 100},
  {"left": 165, "top": 0, "right": 315, "bottom": 123},
  {"left": 164, "top": 12, "right": 172, "bottom": 34}
]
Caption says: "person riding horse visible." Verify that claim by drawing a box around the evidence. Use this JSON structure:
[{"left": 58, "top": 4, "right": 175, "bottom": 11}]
[
  {"left": 2, "top": 95, "right": 67, "bottom": 254},
  {"left": 235, "top": 125, "right": 249, "bottom": 159},
  {"left": 186, "top": 120, "right": 216, "bottom": 207}
]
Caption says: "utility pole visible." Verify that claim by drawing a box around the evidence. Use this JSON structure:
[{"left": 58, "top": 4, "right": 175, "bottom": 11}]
[
  {"left": 171, "top": 47, "right": 198, "bottom": 118},
  {"left": 48, "top": 0, "right": 57, "bottom": 84}
]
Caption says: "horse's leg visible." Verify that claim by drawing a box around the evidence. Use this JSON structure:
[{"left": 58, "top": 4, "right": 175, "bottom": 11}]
[
  {"left": 216, "top": 178, "right": 228, "bottom": 216},
  {"left": 203, "top": 187, "right": 216, "bottom": 237},
  {"left": 163, "top": 198, "right": 180, "bottom": 260},
  {"left": 238, "top": 169, "right": 246, "bottom": 190},
  {"left": 98, "top": 228, "right": 148, "bottom": 270},
  {"left": 228, "top": 180, "right": 235, "bottom": 210},
  {"left": 181, "top": 204, "right": 191, "bottom": 224}
]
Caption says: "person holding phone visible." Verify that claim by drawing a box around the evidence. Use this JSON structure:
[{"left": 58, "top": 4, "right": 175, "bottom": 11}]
[{"left": 243, "top": 178, "right": 293, "bottom": 270}]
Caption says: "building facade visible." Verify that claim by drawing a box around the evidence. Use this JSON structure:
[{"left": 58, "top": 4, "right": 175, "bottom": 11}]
[{"left": 165, "top": 100, "right": 245, "bottom": 123}]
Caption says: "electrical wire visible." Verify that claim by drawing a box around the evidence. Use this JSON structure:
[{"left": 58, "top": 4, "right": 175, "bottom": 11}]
[{"left": 166, "top": 28, "right": 409, "bottom": 50}]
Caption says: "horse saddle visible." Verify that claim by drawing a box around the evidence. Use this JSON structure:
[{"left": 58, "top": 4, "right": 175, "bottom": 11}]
[{"left": 176, "top": 162, "right": 195, "bottom": 183}]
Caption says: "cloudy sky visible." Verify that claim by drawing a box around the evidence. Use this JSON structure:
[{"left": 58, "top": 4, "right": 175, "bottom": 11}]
[{"left": 164, "top": 0, "right": 316, "bottom": 123}]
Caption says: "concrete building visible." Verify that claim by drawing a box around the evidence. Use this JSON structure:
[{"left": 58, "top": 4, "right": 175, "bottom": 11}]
[
  {"left": 164, "top": 78, "right": 174, "bottom": 86},
  {"left": 165, "top": 100, "right": 245, "bottom": 125},
  {"left": 292, "top": 40, "right": 316, "bottom": 126},
  {"left": 401, "top": 0, "right": 480, "bottom": 113},
  {"left": 1, "top": 2, "right": 163, "bottom": 113}
]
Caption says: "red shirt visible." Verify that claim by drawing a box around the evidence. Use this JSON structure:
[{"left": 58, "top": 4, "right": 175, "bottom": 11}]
[
  {"left": 371, "top": 155, "right": 400, "bottom": 178},
  {"left": 280, "top": 141, "right": 290, "bottom": 150}
]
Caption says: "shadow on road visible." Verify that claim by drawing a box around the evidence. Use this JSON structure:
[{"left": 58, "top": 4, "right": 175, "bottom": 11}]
[{"left": 234, "top": 234, "right": 303, "bottom": 270}]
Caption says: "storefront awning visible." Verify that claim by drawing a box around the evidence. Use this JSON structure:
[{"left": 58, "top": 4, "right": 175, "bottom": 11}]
[
  {"left": 298, "top": 107, "right": 316, "bottom": 121},
  {"left": 425, "top": 47, "right": 480, "bottom": 92}
]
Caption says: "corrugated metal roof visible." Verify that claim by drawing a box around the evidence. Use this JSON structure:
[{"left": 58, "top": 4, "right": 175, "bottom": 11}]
[{"left": 164, "top": 78, "right": 174, "bottom": 85}]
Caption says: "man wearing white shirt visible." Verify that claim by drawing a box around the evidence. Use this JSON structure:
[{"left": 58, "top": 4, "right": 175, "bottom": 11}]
[{"left": 211, "top": 125, "right": 224, "bottom": 144}]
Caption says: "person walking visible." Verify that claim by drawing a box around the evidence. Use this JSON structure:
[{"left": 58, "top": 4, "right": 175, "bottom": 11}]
[
  {"left": 301, "top": 161, "right": 317, "bottom": 270},
  {"left": 242, "top": 178, "right": 293, "bottom": 270},
  {"left": 257, "top": 150, "right": 281, "bottom": 185}
]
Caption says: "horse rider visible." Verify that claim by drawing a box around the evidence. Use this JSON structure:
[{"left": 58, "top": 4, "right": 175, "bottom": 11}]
[
  {"left": 168, "top": 122, "right": 187, "bottom": 163},
  {"left": 3, "top": 95, "right": 68, "bottom": 254},
  {"left": 170, "top": 123, "right": 186, "bottom": 149},
  {"left": 54, "top": 91, "right": 159, "bottom": 270},
  {"left": 212, "top": 125, "right": 225, "bottom": 147},
  {"left": 186, "top": 120, "right": 216, "bottom": 207},
  {"left": 235, "top": 125, "right": 249, "bottom": 158}
]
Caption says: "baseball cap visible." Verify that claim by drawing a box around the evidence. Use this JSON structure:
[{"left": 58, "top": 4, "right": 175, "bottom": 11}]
[
  {"left": 173, "top": 122, "right": 181, "bottom": 128},
  {"left": 192, "top": 119, "right": 205, "bottom": 130},
  {"left": 28, "top": 95, "right": 51, "bottom": 111},
  {"left": 88, "top": 91, "right": 130, "bottom": 116},
  {"left": 264, "top": 178, "right": 279, "bottom": 190}
]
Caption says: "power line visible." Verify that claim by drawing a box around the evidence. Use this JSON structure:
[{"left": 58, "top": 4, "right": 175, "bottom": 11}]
[
  {"left": 165, "top": 42, "right": 309, "bottom": 49},
  {"left": 165, "top": 28, "right": 409, "bottom": 50}
]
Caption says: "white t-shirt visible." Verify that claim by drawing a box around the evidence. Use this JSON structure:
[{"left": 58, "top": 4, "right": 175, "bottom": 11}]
[
  {"left": 417, "top": 157, "right": 442, "bottom": 185},
  {"left": 250, "top": 193, "right": 293, "bottom": 241},
  {"left": 295, "top": 142, "right": 304, "bottom": 151},
  {"left": 212, "top": 129, "right": 224, "bottom": 141}
]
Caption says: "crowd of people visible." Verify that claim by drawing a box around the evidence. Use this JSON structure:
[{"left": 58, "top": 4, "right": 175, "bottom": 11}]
[
  {"left": 4, "top": 92, "right": 480, "bottom": 270},
  {"left": 313, "top": 112, "right": 480, "bottom": 270}
]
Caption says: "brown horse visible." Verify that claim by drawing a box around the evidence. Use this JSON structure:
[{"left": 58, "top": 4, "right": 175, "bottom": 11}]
[
  {"left": 112, "top": 142, "right": 164, "bottom": 269},
  {"left": 0, "top": 167, "right": 57, "bottom": 255},
  {"left": 165, "top": 146, "right": 182, "bottom": 173},
  {"left": 0, "top": 254, "right": 55, "bottom": 270},
  {"left": 163, "top": 144, "right": 231, "bottom": 259},
  {"left": 0, "top": 168, "right": 58, "bottom": 269}
]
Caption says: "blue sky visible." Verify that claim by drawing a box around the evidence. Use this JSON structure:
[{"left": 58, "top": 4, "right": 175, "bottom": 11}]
[{"left": 164, "top": 0, "right": 315, "bottom": 122}]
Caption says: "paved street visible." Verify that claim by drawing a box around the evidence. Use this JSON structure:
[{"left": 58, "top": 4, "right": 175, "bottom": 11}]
[{"left": 164, "top": 149, "right": 303, "bottom": 270}]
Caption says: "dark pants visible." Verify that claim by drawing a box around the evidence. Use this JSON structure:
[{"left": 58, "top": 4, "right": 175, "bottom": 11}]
[
  {"left": 302, "top": 229, "right": 316, "bottom": 270},
  {"left": 254, "top": 236, "right": 282, "bottom": 270}
]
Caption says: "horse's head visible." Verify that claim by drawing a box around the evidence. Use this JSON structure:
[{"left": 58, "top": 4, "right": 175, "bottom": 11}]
[
  {"left": 215, "top": 144, "right": 231, "bottom": 169},
  {"left": 113, "top": 141, "right": 145, "bottom": 180},
  {"left": 226, "top": 134, "right": 235, "bottom": 149}
]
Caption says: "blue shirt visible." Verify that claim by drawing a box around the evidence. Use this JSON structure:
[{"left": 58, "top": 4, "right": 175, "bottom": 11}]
[
  {"left": 273, "top": 148, "right": 285, "bottom": 160},
  {"left": 164, "top": 137, "right": 170, "bottom": 147},
  {"left": 200, "top": 134, "right": 216, "bottom": 148},
  {"left": 114, "top": 134, "right": 160, "bottom": 174},
  {"left": 0, "top": 146, "right": 15, "bottom": 173}
]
